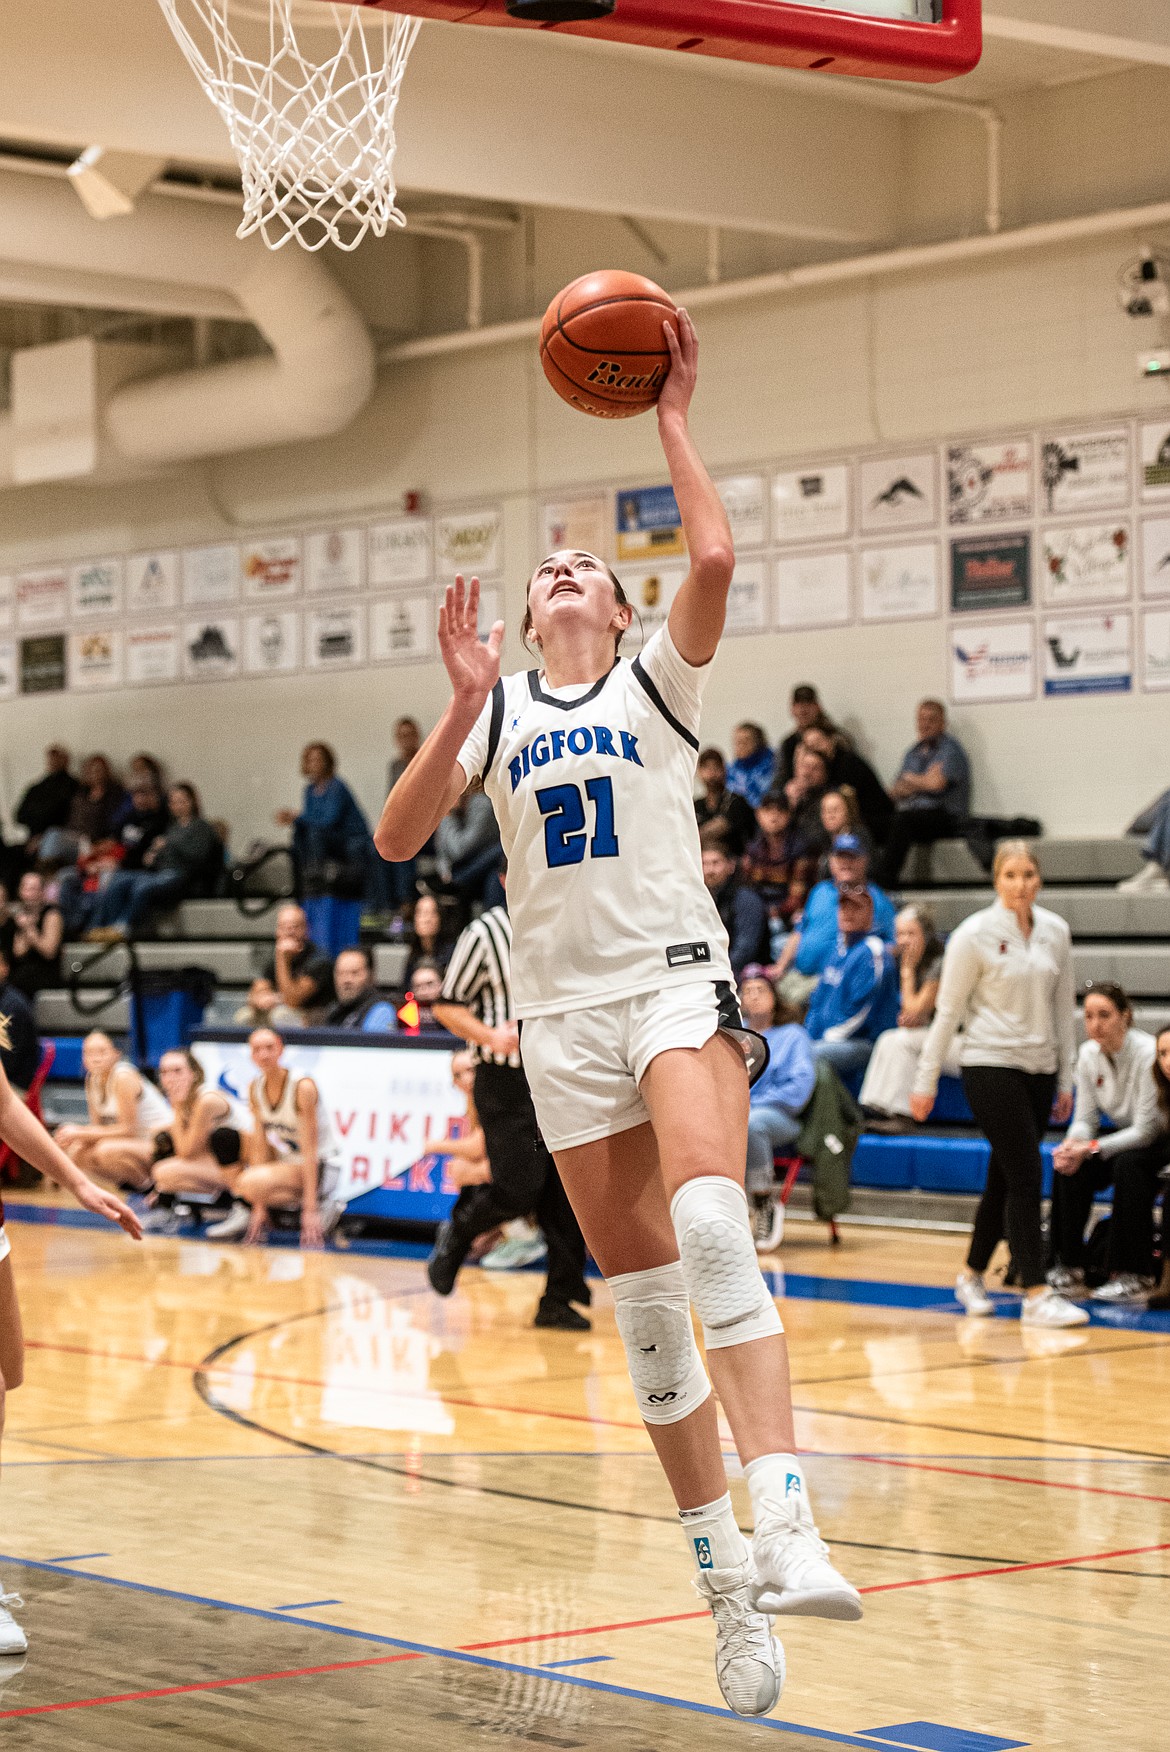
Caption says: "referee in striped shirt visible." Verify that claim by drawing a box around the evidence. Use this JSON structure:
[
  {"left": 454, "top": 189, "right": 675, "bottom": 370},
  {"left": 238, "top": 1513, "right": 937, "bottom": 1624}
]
[{"left": 430, "top": 892, "right": 591, "bottom": 1329}]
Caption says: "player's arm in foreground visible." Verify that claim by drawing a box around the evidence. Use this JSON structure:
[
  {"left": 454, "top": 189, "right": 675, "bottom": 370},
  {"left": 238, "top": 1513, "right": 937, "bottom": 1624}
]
[
  {"left": 0, "top": 1061, "right": 141, "bottom": 1238},
  {"left": 432, "top": 1002, "right": 518, "bottom": 1063},
  {"left": 374, "top": 576, "right": 505, "bottom": 863},
  {"left": 659, "top": 309, "right": 736, "bottom": 667}
]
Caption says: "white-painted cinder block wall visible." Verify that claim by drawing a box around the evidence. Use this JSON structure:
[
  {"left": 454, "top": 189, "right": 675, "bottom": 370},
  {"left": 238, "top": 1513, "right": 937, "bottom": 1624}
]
[{"left": 1, "top": 230, "right": 1168, "bottom": 848}]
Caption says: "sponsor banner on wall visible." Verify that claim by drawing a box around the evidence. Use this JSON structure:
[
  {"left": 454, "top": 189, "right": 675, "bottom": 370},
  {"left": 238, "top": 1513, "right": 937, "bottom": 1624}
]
[
  {"left": 716, "top": 475, "right": 768, "bottom": 548},
  {"left": 435, "top": 507, "right": 503, "bottom": 577},
  {"left": 19, "top": 633, "right": 67, "bottom": 695},
  {"left": 1140, "top": 516, "right": 1170, "bottom": 598},
  {"left": 724, "top": 558, "right": 768, "bottom": 637},
  {"left": 183, "top": 616, "right": 240, "bottom": 680},
  {"left": 0, "top": 575, "right": 12, "bottom": 631},
  {"left": 16, "top": 568, "right": 67, "bottom": 628},
  {"left": 0, "top": 641, "right": 16, "bottom": 699},
  {"left": 950, "top": 531, "right": 1031, "bottom": 613},
  {"left": 1043, "top": 612, "right": 1131, "bottom": 696},
  {"left": 774, "top": 549, "right": 851, "bottom": 630},
  {"left": 621, "top": 563, "right": 687, "bottom": 649},
  {"left": 127, "top": 551, "right": 179, "bottom": 615},
  {"left": 307, "top": 604, "right": 366, "bottom": 669},
  {"left": 946, "top": 438, "right": 1033, "bottom": 525},
  {"left": 183, "top": 544, "right": 239, "bottom": 606},
  {"left": 772, "top": 464, "right": 850, "bottom": 544},
  {"left": 70, "top": 557, "right": 122, "bottom": 619},
  {"left": 541, "top": 496, "right": 610, "bottom": 561},
  {"left": 241, "top": 536, "right": 301, "bottom": 601},
  {"left": 950, "top": 619, "right": 1035, "bottom": 704},
  {"left": 860, "top": 542, "right": 939, "bottom": 623},
  {"left": 1140, "top": 419, "right": 1170, "bottom": 501},
  {"left": 1040, "top": 523, "right": 1130, "bottom": 605},
  {"left": 244, "top": 610, "right": 300, "bottom": 674},
  {"left": 615, "top": 484, "right": 684, "bottom": 562},
  {"left": 370, "top": 595, "right": 435, "bottom": 665},
  {"left": 1141, "top": 609, "right": 1170, "bottom": 692},
  {"left": 126, "top": 623, "right": 180, "bottom": 686},
  {"left": 859, "top": 452, "right": 937, "bottom": 533},
  {"left": 69, "top": 628, "right": 123, "bottom": 690},
  {"left": 368, "top": 517, "right": 431, "bottom": 587},
  {"left": 305, "top": 526, "right": 364, "bottom": 596},
  {"left": 1039, "top": 427, "right": 1129, "bottom": 516}
]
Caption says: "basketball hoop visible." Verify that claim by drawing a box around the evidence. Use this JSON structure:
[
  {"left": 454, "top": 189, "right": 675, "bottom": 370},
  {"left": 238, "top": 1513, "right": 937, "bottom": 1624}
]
[{"left": 154, "top": 0, "right": 421, "bottom": 251}]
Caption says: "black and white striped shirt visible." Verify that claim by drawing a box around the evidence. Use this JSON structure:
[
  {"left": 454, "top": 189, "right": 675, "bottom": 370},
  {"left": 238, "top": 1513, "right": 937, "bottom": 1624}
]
[{"left": 439, "top": 905, "right": 519, "bottom": 1066}]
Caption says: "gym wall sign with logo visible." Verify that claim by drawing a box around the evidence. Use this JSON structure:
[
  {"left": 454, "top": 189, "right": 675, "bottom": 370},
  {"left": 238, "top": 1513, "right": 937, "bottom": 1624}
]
[
  {"left": 1043, "top": 612, "right": 1132, "bottom": 696},
  {"left": 950, "top": 531, "right": 1031, "bottom": 612}
]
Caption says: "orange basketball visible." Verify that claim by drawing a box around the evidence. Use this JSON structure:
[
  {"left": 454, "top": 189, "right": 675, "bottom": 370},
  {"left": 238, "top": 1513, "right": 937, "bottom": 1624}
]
[{"left": 540, "top": 270, "right": 679, "bottom": 419}]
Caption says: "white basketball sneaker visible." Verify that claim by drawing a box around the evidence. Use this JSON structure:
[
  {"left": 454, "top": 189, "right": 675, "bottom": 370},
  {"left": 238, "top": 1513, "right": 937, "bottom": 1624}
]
[
  {"left": 955, "top": 1270, "right": 996, "bottom": 1317},
  {"left": 1020, "top": 1287, "right": 1090, "bottom": 1327},
  {"left": 693, "top": 1559, "right": 785, "bottom": 1717},
  {"left": 749, "top": 1476, "right": 862, "bottom": 1620},
  {"left": 0, "top": 1585, "right": 28, "bottom": 1656}
]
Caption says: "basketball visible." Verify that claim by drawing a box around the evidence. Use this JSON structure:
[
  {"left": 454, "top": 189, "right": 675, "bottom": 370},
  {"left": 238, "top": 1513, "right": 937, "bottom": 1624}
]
[{"left": 540, "top": 270, "right": 680, "bottom": 418}]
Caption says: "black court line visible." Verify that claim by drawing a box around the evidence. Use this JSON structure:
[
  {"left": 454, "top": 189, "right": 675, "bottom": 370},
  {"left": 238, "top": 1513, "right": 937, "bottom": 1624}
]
[
  {"left": 791, "top": 1401, "right": 1170, "bottom": 1462},
  {"left": 792, "top": 1336, "right": 1170, "bottom": 1390}
]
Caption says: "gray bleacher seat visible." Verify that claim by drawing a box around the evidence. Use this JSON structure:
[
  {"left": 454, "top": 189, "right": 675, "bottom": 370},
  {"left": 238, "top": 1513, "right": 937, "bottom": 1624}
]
[
  {"left": 155, "top": 899, "right": 280, "bottom": 941},
  {"left": 900, "top": 887, "right": 1170, "bottom": 939},
  {"left": 373, "top": 943, "right": 410, "bottom": 988},
  {"left": 906, "top": 836, "right": 1144, "bottom": 887},
  {"left": 64, "top": 940, "right": 264, "bottom": 985},
  {"left": 1072, "top": 945, "right": 1170, "bottom": 998},
  {"left": 36, "top": 988, "right": 131, "bottom": 1032}
]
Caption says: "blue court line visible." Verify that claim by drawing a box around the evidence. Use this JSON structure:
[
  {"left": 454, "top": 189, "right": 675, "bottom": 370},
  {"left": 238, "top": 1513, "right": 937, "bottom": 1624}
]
[
  {"left": 0, "top": 1550, "right": 913, "bottom": 1747},
  {"left": 273, "top": 1598, "right": 341, "bottom": 1612},
  {"left": 542, "top": 1654, "right": 614, "bottom": 1668},
  {"left": 858, "top": 1725, "right": 1027, "bottom": 1752},
  {"left": 43, "top": 1553, "right": 109, "bottom": 1564}
]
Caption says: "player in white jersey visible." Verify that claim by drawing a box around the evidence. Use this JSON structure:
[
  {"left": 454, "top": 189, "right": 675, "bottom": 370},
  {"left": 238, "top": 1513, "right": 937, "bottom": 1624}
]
[{"left": 376, "top": 311, "right": 860, "bottom": 1718}]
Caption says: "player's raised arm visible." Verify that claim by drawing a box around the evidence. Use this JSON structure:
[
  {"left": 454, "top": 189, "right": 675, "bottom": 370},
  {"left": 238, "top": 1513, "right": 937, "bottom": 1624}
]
[
  {"left": 374, "top": 575, "right": 505, "bottom": 863},
  {"left": 659, "top": 310, "right": 735, "bottom": 667}
]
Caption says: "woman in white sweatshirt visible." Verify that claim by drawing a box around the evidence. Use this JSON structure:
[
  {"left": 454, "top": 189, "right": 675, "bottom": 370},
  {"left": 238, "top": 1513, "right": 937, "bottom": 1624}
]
[
  {"left": 1048, "top": 981, "right": 1168, "bottom": 1303},
  {"left": 910, "top": 841, "right": 1084, "bottom": 1328}
]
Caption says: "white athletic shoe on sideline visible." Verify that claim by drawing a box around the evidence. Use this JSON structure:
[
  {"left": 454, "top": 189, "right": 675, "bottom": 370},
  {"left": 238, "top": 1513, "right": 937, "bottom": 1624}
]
[
  {"left": 1020, "top": 1287, "right": 1090, "bottom": 1328},
  {"left": 481, "top": 1230, "right": 547, "bottom": 1271},
  {"left": 205, "top": 1201, "right": 251, "bottom": 1242},
  {"left": 694, "top": 1560, "right": 785, "bottom": 1717},
  {"left": 0, "top": 1586, "right": 28, "bottom": 1656},
  {"left": 955, "top": 1270, "right": 996, "bottom": 1317},
  {"left": 751, "top": 1193, "right": 785, "bottom": 1254},
  {"left": 1090, "top": 1273, "right": 1150, "bottom": 1304},
  {"left": 751, "top": 1506, "right": 863, "bottom": 1620},
  {"left": 1046, "top": 1264, "right": 1085, "bottom": 1294},
  {"left": 1117, "top": 861, "right": 1170, "bottom": 894}
]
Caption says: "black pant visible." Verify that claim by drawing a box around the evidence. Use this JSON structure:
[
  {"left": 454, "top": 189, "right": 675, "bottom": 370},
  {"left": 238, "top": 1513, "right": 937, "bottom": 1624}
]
[
  {"left": 877, "top": 807, "right": 959, "bottom": 887},
  {"left": 963, "top": 1065, "right": 1056, "bottom": 1289},
  {"left": 448, "top": 1060, "right": 588, "bottom": 1308},
  {"left": 1050, "top": 1136, "right": 1170, "bottom": 1276}
]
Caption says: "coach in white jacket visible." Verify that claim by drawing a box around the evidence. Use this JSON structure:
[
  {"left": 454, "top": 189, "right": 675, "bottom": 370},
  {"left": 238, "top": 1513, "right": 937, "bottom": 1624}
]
[{"left": 910, "top": 841, "right": 1084, "bottom": 1328}]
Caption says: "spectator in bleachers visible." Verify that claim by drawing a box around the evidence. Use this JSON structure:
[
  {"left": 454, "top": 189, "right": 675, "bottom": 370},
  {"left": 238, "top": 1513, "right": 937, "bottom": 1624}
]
[
  {"left": 739, "top": 966, "right": 816, "bottom": 1252},
  {"left": 6, "top": 872, "right": 63, "bottom": 999},
  {"left": 404, "top": 893, "right": 455, "bottom": 986},
  {"left": 910, "top": 841, "right": 1083, "bottom": 1328},
  {"left": 143, "top": 1048, "right": 243, "bottom": 1234},
  {"left": 55, "top": 1030, "right": 171, "bottom": 1192},
  {"left": 805, "top": 884, "right": 899, "bottom": 1085},
  {"left": 1048, "top": 983, "right": 1169, "bottom": 1303},
  {"left": 61, "top": 771, "right": 172, "bottom": 935},
  {"left": 382, "top": 716, "right": 426, "bottom": 909},
  {"left": 1148, "top": 1027, "right": 1170, "bottom": 1310},
  {"left": 0, "top": 945, "right": 39, "bottom": 1095},
  {"left": 742, "top": 791, "right": 817, "bottom": 959},
  {"left": 262, "top": 904, "right": 334, "bottom": 1023},
  {"left": 15, "top": 745, "right": 78, "bottom": 869},
  {"left": 277, "top": 742, "right": 371, "bottom": 903},
  {"left": 323, "top": 946, "right": 397, "bottom": 1033},
  {"left": 776, "top": 684, "right": 833, "bottom": 787},
  {"left": 45, "top": 755, "right": 125, "bottom": 868},
  {"left": 407, "top": 960, "right": 449, "bottom": 1032},
  {"left": 783, "top": 741, "right": 831, "bottom": 856},
  {"left": 772, "top": 833, "right": 896, "bottom": 1004},
  {"left": 877, "top": 700, "right": 972, "bottom": 888},
  {"left": 435, "top": 787, "right": 504, "bottom": 915},
  {"left": 726, "top": 722, "right": 775, "bottom": 808},
  {"left": 802, "top": 725, "right": 893, "bottom": 850},
  {"left": 86, "top": 783, "right": 223, "bottom": 939},
  {"left": 700, "top": 828, "right": 770, "bottom": 975},
  {"left": 114, "top": 772, "right": 171, "bottom": 865},
  {"left": 858, "top": 904, "right": 957, "bottom": 1129},
  {"left": 1119, "top": 790, "right": 1170, "bottom": 893},
  {"left": 694, "top": 747, "right": 756, "bottom": 858}
]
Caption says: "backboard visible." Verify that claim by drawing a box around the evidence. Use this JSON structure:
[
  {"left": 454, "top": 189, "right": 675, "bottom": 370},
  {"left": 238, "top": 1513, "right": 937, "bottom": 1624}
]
[{"left": 354, "top": 0, "right": 982, "bottom": 83}]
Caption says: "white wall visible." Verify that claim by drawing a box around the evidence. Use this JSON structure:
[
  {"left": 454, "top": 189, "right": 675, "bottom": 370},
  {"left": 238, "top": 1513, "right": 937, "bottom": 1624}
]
[{"left": 2, "top": 227, "right": 1169, "bottom": 847}]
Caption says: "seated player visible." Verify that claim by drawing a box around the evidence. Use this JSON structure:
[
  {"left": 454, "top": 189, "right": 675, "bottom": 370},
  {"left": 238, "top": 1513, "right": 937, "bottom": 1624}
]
[
  {"left": 423, "top": 1050, "right": 490, "bottom": 1189},
  {"left": 142, "top": 1048, "right": 243, "bottom": 1233},
  {"left": 55, "top": 1031, "right": 172, "bottom": 1192}
]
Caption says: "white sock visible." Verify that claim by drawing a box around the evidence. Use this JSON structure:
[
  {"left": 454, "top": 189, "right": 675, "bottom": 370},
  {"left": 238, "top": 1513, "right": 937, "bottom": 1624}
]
[
  {"left": 679, "top": 1492, "right": 747, "bottom": 1575},
  {"left": 744, "top": 1453, "right": 810, "bottom": 1524}
]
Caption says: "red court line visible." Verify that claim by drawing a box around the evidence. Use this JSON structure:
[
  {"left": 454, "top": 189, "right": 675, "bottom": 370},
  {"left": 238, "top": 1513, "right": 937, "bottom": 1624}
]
[
  {"left": 855, "top": 1453, "right": 1170, "bottom": 1505},
  {"left": 0, "top": 1651, "right": 423, "bottom": 1719},
  {"left": 462, "top": 1609, "right": 706, "bottom": 1649},
  {"left": 861, "top": 1539, "right": 1170, "bottom": 1596}
]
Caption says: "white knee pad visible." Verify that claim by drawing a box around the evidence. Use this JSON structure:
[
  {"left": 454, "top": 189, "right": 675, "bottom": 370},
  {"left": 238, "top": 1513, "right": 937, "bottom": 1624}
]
[
  {"left": 608, "top": 1260, "right": 712, "bottom": 1426},
  {"left": 670, "top": 1176, "right": 784, "bottom": 1350}
]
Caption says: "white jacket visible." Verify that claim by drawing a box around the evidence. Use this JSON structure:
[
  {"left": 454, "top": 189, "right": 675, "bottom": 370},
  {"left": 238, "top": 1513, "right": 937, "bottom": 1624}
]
[
  {"left": 1067, "top": 1030, "right": 1163, "bottom": 1157},
  {"left": 914, "top": 901, "right": 1076, "bottom": 1097}
]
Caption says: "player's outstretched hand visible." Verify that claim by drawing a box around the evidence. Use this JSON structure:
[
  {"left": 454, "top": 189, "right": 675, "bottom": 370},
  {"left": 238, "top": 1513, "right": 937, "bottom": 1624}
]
[
  {"left": 657, "top": 306, "right": 697, "bottom": 425},
  {"left": 439, "top": 574, "right": 504, "bottom": 708},
  {"left": 74, "top": 1175, "right": 143, "bottom": 1240}
]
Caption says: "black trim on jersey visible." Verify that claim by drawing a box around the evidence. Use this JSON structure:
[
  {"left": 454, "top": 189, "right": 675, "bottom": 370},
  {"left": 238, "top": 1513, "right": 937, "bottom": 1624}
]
[
  {"left": 526, "top": 661, "right": 618, "bottom": 712},
  {"left": 630, "top": 655, "right": 700, "bottom": 752},
  {"left": 481, "top": 679, "right": 505, "bottom": 780},
  {"left": 714, "top": 980, "right": 770, "bottom": 1089}
]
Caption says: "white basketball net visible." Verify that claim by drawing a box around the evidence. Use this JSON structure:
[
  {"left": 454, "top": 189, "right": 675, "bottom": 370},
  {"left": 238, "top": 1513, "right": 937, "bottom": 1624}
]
[{"left": 155, "top": 0, "right": 421, "bottom": 250}]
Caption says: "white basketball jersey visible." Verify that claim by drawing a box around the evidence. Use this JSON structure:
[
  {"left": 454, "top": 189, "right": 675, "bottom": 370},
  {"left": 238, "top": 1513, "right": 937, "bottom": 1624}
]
[{"left": 457, "top": 624, "right": 732, "bottom": 1019}]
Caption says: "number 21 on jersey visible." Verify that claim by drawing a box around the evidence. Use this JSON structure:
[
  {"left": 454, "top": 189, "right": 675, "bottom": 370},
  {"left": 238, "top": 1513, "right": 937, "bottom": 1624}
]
[{"left": 536, "top": 778, "right": 619, "bottom": 867}]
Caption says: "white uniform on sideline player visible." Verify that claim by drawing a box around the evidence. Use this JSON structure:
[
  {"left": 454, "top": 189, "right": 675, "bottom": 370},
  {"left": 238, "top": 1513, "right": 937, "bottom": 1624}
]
[{"left": 375, "top": 310, "right": 860, "bottom": 1720}]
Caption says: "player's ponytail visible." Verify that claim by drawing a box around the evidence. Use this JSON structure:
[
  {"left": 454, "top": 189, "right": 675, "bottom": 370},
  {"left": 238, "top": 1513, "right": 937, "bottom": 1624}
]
[{"left": 0, "top": 1014, "right": 10, "bottom": 1052}]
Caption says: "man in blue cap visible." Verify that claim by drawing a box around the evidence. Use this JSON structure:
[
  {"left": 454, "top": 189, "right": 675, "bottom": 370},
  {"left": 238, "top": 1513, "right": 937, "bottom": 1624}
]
[
  {"left": 772, "top": 832, "right": 896, "bottom": 1004},
  {"left": 805, "top": 883, "right": 899, "bottom": 1089}
]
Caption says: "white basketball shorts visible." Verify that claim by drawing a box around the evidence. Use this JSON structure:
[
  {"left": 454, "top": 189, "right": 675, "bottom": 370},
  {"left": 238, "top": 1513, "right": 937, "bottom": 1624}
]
[
  {"left": 0, "top": 1223, "right": 9, "bottom": 1264},
  {"left": 521, "top": 979, "right": 762, "bottom": 1153}
]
